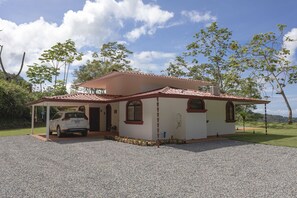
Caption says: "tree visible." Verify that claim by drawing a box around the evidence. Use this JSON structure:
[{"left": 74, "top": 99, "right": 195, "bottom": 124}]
[
  {"left": 164, "top": 22, "right": 260, "bottom": 97},
  {"left": 26, "top": 63, "right": 59, "bottom": 92},
  {"left": 0, "top": 78, "right": 33, "bottom": 120},
  {"left": 241, "top": 24, "right": 297, "bottom": 124},
  {"left": 39, "top": 39, "right": 83, "bottom": 86},
  {"left": 0, "top": 45, "right": 26, "bottom": 81},
  {"left": 27, "top": 39, "right": 82, "bottom": 94},
  {"left": 100, "top": 42, "right": 133, "bottom": 70},
  {"left": 0, "top": 71, "right": 31, "bottom": 92},
  {"left": 73, "top": 42, "right": 134, "bottom": 93}
]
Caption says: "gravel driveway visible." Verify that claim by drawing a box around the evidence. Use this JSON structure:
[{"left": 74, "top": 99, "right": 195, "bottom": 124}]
[{"left": 0, "top": 135, "right": 297, "bottom": 198}]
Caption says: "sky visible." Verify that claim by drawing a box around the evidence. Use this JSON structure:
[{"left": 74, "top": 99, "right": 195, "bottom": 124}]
[{"left": 0, "top": 0, "right": 297, "bottom": 117}]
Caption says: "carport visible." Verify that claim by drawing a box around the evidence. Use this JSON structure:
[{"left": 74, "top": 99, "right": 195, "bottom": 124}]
[{"left": 29, "top": 93, "right": 119, "bottom": 141}]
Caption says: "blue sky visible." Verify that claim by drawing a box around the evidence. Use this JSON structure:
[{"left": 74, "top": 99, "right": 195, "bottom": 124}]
[{"left": 0, "top": 0, "right": 297, "bottom": 117}]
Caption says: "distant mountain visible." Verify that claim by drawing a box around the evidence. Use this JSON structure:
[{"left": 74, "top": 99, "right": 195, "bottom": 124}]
[
  {"left": 249, "top": 112, "right": 297, "bottom": 123},
  {"left": 265, "top": 114, "right": 297, "bottom": 123}
]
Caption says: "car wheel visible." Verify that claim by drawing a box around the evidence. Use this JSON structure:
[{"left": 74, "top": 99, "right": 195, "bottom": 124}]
[
  {"left": 57, "top": 126, "right": 63, "bottom": 138},
  {"left": 81, "top": 131, "right": 88, "bottom": 137}
]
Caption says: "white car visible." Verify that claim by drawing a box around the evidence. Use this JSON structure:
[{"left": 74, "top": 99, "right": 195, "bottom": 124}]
[{"left": 49, "top": 111, "right": 89, "bottom": 137}]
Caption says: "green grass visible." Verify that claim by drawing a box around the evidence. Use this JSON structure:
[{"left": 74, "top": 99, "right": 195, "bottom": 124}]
[
  {"left": 0, "top": 127, "right": 46, "bottom": 137},
  {"left": 229, "top": 122, "right": 297, "bottom": 148}
]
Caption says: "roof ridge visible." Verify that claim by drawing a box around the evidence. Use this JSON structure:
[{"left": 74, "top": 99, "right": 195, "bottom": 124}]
[{"left": 119, "top": 70, "right": 211, "bottom": 83}]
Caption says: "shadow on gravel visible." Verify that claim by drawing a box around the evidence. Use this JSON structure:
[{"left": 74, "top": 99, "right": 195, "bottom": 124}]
[
  {"left": 41, "top": 132, "right": 108, "bottom": 145},
  {"left": 52, "top": 137, "right": 106, "bottom": 145},
  {"left": 164, "top": 140, "right": 251, "bottom": 153}
]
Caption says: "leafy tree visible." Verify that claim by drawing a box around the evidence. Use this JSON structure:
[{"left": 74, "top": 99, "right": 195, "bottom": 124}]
[
  {"left": 26, "top": 39, "right": 82, "bottom": 94},
  {"left": 241, "top": 24, "right": 297, "bottom": 124},
  {"left": 39, "top": 39, "right": 83, "bottom": 86},
  {"left": 100, "top": 42, "right": 133, "bottom": 70},
  {"left": 26, "top": 63, "right": 59, "bottom": 92},
  {"left": 164, "top": 22, "right": 260, "bottom": 97},
  {"left": 0, "top": 71, "right": 31, "bottom": 92},
  {"left": 73, "top": 42, "right": 134, "bottom": 93},
  {"left": 45, "top": 80, "right": 67, "bottom": 96},
  {"left": 0, "top": 79, "right": 33, "bottom": 120}
]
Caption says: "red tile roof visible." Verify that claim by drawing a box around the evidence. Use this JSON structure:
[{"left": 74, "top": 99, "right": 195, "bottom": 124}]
[
  {"left": 29, "top": 87, "right": 269, "bottom": 105},
  {"left": 116, "top": 71, "right": 212, "bottom": 84},
  {"left": 112, "top": 87, "right": 269, "bottom": 104},
  {"left": 28, "top": 93, "right": 121, "bottom": 105}
]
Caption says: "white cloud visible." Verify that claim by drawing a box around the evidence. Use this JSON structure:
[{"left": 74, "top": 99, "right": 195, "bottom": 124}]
[
  {"left": 181, "top": 10, "right": 217, "bottom": 23},
  {"left": 124, "top": 0, "right": 174, "bottom": 41},
  {"left": 131, "top": 51, "right": 175, "bottom": 73},
  {"left": 0, "top": 0, "right": 173, "bottom": 74},
  {"left": 284, "top": 28, "right": 297, "bottom": 63}
]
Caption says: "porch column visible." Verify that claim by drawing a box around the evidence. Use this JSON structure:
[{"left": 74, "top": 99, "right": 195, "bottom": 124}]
[
  {"left": 46, "top": 104, "right": 50, "bottom": 141},
  {"left": 264, "top": 103, "right": 268, "bottom": 135},
  {"left": 156, "top": 97, "right": 160, "bottom": 148},
  {"left": 31, "top": 105, "right": 35, "bottom": 135}
]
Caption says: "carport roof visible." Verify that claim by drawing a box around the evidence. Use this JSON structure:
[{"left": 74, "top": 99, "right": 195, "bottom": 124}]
[
  {"left": 29, "top": 87, "right": 269, "bottom": 106},
  {"left": 28, "top": 93, "right": 121, "bottom": 106}
]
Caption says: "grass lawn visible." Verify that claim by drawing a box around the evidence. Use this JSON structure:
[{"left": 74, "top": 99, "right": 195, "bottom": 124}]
[
  {"left": 0, "top": 127, "right": 46, "bottom": 137},
  {"left": 228, "top": 122, "right": 297, "bottom": 148}
]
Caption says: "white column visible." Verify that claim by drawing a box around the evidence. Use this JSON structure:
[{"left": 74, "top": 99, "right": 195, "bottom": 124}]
[
  {"left": 31, "top": 105, "right": 35, "bottom": 135},
  {"left": 46, "top": 104, "right": 50, "bottom": 141}
]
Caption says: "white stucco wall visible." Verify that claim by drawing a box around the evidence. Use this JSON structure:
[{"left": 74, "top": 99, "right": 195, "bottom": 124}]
[
  {"left": 205, "top": 100, "right": 235, "bottom": 136},
  {"left": 119, "top": 98, "right": 156, "bottom": 140},
  {"left": 185, "top": 113, "right": 207, "bottom": 139},
  {"left": 118, "top": 98, "right": 234, "bottom": 140},
  {"left": 110, "top": 103, "right": 119, "bottom": 130},
  {"left": 156, "top": 98, "right": 207, "bottom": 140},
  {"left": 157, "top": 98, "right": 186, "bottom": 140}
]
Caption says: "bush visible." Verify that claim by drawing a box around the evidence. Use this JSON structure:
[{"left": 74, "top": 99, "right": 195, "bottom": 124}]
[{"left": 0, "top": 79, "right": 34, "bottom": 122}]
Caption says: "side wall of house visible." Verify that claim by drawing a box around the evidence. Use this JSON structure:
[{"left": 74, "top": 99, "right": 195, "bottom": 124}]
[
  {"left": 205, "top": 100, "right": 235, "bottom": 136},
  {"left": 153, "top": 98, "right": 207, "bottom": 140},
  {"left": 119, "top": 98, "right": 156, "bottom": 140},
  {"left": 119, "top": 98, "right": 235, "bottom": 140}
]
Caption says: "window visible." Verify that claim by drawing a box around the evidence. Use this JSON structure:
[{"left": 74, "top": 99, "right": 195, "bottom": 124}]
[
  {"left": 51, "top": 113, "right": 62, "bottom": 120},
  {"left": 125, "top": 100, "right": 143, "bottom": 124},
  {"left": 187, "top": 99, "right": 207, "bottom": 112},
  {"left": 226, "top": 101, "right": 235, "bottom": 122},
  {"left": 65, "top": 112, "right": 86, "bottom": 119}
]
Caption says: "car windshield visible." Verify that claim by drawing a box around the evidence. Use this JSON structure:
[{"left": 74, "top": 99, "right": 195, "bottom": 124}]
[{"left": 65, "top": 112, "right": 85, "bottom": 119}]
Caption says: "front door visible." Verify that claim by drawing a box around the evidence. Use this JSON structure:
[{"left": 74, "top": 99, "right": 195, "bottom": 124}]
[
  {"left": 106, "top": 104, "right": 112, "bottom": 131},
  {"left": 89, "top": 107, "right": 100, "bottom": 131}
]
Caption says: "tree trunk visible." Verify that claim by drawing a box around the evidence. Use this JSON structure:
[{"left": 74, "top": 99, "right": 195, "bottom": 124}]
[
  {"left": 272, "top": 73, "right": 293, "bottom": 124},
  {"left": 65, "top": 63, "right": 70, "bottom": 87},
  {"left": 280, "top": 88, "right": 293, "bottom": 124}
]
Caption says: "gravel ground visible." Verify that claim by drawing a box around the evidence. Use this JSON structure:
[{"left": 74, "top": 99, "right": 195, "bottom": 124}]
[{"left": 0, "top": 135, "right": 297, "bottom": 198}]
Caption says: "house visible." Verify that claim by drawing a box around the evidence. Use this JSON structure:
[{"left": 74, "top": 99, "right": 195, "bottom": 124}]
[{"left": 30, "top": 71, "right": 269, "bottom": 141}]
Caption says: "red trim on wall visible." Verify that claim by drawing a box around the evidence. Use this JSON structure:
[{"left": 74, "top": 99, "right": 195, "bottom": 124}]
[
  {"left": 187, "top": 109, "right": 208, "bottom": 113},
  {"left": 225, "top": 101, "right": 235, "bottom": 122},
  {"left": 187, "top": 98, "right": 207, "bottom": 113},
  {"left": 125, "top": 100, "right": 143, "bottom": 125},
  {"left": 124, "top": 121, "right": 144, "bottom": 125}
]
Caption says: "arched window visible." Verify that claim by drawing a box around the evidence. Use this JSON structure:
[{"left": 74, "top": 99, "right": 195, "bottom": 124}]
[
  {"left": 125, "top": 100, "right": 143, "bottom": 124},
  {"left": 187, "top": 99, "right": 207, "bottom": 112},
  {"left": 226, "top": 101, "right": 235, "bottom": 122}
]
